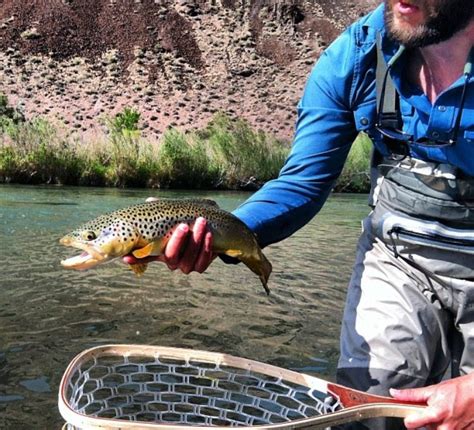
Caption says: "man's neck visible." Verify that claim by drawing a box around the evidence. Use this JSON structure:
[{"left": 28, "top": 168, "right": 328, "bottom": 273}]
[{"left": 409, "top": 20, "right": 474, "bottom": 103}]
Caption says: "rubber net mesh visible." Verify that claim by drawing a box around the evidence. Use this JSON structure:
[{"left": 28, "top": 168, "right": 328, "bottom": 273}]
[{"left": 64, "top": 353, "right": 342, "bottom": 428}]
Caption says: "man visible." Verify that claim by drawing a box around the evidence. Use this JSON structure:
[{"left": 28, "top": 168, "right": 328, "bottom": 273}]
[{"left": 126, "top": 1, "right": 474, "bottom": 428}]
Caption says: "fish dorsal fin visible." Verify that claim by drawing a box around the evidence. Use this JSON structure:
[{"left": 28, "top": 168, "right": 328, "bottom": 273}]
[
  {"left": 224, "top": 249, "right": 243, "bottom": 258},
  {"left": 186, "top": 198, "right": 219, "bottom": 207},
  {"left": 145, "top": 197, "right": 219, "bottom": 207}
]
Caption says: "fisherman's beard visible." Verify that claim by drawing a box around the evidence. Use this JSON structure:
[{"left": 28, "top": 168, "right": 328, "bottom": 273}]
[{"left": 384, "top": 0, "right": 474, "bottom": 48}]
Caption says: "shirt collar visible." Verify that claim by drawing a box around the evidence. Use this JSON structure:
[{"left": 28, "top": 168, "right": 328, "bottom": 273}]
[{"left": 362, "top": 3, "right": 404, "bottom": 65}]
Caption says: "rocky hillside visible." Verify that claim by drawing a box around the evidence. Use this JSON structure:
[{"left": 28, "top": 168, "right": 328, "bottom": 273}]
[{"left": 0, "top": 0, "right": 378, "bottom": 141}]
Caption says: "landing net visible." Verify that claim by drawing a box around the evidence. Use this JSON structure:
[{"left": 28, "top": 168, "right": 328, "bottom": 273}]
[{"left": 59, "top": 345, "right": 342, "bottom": 429}]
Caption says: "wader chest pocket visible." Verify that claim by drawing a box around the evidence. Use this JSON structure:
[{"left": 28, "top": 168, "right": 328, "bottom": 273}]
[{"left": 380, "top": 213, "right": 474, "bottom": 255}]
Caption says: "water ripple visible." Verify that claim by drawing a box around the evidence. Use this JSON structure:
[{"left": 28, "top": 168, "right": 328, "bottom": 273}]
[{"left": 0, "top": 185, "right": 368, "bottom": 429}]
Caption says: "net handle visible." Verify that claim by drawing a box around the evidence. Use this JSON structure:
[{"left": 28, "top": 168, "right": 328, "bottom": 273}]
[
  {"left": 58, "top": 344, "right": 426, "bottom": 429},
  {"left": 60, "top": 404, "right": 424, "bottom": 430}
]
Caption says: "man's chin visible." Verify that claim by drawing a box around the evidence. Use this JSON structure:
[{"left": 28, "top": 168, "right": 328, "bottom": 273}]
[
  {"left": 385, "top": 12, "right": 445, "bottom": 47},
  {"left": 388, "top": 25, "right": 453, "bottom": 48},
  {"left": 384, "top": 0, "right": 474, "bottom": 48}
]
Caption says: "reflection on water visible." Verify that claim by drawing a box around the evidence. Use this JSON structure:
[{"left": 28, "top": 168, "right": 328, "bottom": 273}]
[{"left": 0, "top": 184, "right": 369, "bottom": 429}]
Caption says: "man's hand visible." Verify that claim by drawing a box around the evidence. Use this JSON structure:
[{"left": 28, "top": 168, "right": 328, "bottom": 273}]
[
  {"left": 390, "top": 373, "right": 474, "bottom": 430},
  {"left": 123, "top": 217, "right": 216, "bottom": 274}
]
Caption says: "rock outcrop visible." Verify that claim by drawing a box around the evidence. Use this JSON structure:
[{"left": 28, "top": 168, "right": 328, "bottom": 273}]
[{"left": 0, "top": 0, "right": 379, "bottom": 140}]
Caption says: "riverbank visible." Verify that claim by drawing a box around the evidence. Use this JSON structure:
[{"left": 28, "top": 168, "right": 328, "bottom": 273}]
[
  {"left": 1, "top": 1, "right": 377, "bottom": 143},
  {"left": 0, "top": 97, "right": 371, "bottom": 192},
  {"left": 1, "top": 1, "right": 378, "bottom": 193}
]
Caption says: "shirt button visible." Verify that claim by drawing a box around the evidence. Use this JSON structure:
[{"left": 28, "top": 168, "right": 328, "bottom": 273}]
[
  {"left": 431, "top": 131, "right": 440, "bottom": 139},
  {"left": 437, "top": 105, "right": 447, "bottom": 112},
  {"left": 360, "top": 117, "right": 369, "bottom": 126}
]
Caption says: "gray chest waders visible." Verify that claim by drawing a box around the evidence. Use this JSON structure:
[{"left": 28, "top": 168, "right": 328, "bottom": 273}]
[
  {"left": 367, "top": 160, "right": 474, "bottom": 383},
  {"left": 372, "top": 163, "right": 474, "bottom": 279},
  {"left": 371, "top": 34, "right": 474, "bottom": 286},
  {"left": 335, "top": 36, "right": 474, "bottom": 430},
  {"left": 348, "top": 37, "right": 474, "bottom": 392}
]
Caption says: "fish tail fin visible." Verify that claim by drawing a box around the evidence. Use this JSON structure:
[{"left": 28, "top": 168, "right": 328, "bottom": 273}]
[{"left": 240, "top": 251, "right": 272, "bottom": 295}]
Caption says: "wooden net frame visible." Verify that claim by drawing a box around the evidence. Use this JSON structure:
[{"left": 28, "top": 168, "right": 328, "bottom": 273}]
[{"left": 59, "top": 344, "right": 424, "bottom": 429}]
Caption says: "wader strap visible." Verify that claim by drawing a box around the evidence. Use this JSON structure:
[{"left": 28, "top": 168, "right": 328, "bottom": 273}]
[
  {"left": 376, "top": 32, "right": 400, "bottom": 130},
  {"left": 370, "top": 31, "right": 398, "bottom": 201}
]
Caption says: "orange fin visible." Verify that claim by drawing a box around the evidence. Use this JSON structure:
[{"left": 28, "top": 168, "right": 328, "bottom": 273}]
[
  {"left": 129, "top": 263, "right": 148, "bottom": 276},
  {"left": 225, "top": 249, "right": 243, "bottom": 258},
  {"left": 132, "top": 243, "right": 155, "bottom": 259},
  {"left": 132, "top": 240, "right": 165, "bottom": 259}
]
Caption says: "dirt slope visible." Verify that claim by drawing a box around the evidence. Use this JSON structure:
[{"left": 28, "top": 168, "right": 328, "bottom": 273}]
[{"left": 0, "top": 0, "right": 379, "bottom": 140}]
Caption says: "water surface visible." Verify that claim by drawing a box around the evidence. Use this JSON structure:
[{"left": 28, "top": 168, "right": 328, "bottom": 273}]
[{"left": 0, "top": 184, "right": 369, "bottom": 429}]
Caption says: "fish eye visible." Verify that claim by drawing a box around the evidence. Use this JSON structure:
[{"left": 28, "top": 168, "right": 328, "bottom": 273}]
[{"left": 81, "top": 231, "right": 97, "bottom": 241}]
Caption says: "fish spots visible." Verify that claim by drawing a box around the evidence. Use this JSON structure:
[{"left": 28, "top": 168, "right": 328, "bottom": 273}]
[{"left": 65, "top": 198, "right": 229, "bottom": 250}]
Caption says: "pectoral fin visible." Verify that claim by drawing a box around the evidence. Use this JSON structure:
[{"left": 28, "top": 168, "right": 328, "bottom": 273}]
[
  {"left": 129, "top": 262, "right": 148, "bottom": 276},
  {"left": 132, "top": 243, "right": 154, "bottom": 259},
  {"left": 132, "top": 240, "right": 164, "bottom": 259}
]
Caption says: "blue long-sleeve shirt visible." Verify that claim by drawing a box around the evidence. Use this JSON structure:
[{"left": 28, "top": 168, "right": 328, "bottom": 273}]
[{"left": 233, "top": 4, "right": 474, "bottom": 247}]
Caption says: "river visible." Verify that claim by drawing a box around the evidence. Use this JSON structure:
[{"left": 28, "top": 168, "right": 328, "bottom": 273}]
[{"left": 0, "top": 184, "right": 369, "bottom": 429}]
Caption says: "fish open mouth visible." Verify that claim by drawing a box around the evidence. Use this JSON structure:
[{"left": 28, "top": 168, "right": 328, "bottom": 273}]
[
  {"left": 61, "top": 251, "right": 95, "bottom": 268},
  {"left": 61, "top": 249, "right": 108, "bottom": 270},
  {"left": 60, "top": 237, "right": 107, "bottom": 270}
]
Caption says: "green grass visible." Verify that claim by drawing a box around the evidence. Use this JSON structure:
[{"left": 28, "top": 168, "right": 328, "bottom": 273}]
[
  {"left": 0, "top": 101, "right": 291, "bottom": 189},
  {"left": 335, "top": 133, "right": 372, "bottom": 193},
  {"left": 0, "top": 96, "right": 371, "bottom": 192}
]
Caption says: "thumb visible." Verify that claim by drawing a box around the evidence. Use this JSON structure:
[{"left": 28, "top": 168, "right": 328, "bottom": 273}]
[{"left": 389, "top": 386, "right": 432, "bottom": 403}]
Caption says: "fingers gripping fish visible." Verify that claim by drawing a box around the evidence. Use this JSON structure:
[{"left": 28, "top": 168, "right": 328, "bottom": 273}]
[{"left": 60, "top": 198, "right": 272, "bottom": 294}]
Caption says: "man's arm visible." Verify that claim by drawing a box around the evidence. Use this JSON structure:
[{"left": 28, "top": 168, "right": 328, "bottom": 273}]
[
  {"left": 125, "top": 24, "right": 363, "bottom": 272},
  {"left": 233, "top": 28, "right": 361, "bottom": 247}
]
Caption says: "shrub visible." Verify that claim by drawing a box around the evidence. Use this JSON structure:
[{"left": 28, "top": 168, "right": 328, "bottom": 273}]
[
  {"left": 335, "top": 133, "right": 371, "bottom": 193},
  {"left": 156, "top": 128, "right": 219, "bottom": 188},
  {"left": 0, "top": 93, "right": 25, "bottom": 125},
  {"left": 108, "top": 107, "right": 141, "bottom": 134},
  {"left": 195, "top": 113, "right": 289, "bottom": 189},
  {"left": 0, "top": 108, "right": 371, "bottom": 192}
]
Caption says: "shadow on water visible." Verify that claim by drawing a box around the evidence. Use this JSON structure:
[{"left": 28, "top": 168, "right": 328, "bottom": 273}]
[{"left": 0, "top": 184, "right": 369, "bottom": 429}]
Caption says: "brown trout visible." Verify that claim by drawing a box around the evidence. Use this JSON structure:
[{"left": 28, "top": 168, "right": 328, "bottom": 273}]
[{"left": 60, "top": 198, "right": 272, "bottom": 294}]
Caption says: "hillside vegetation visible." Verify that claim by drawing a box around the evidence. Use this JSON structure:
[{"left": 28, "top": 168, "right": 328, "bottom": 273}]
[{"left": 0, "top": 0, "right": 375, "bottom": 191}]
